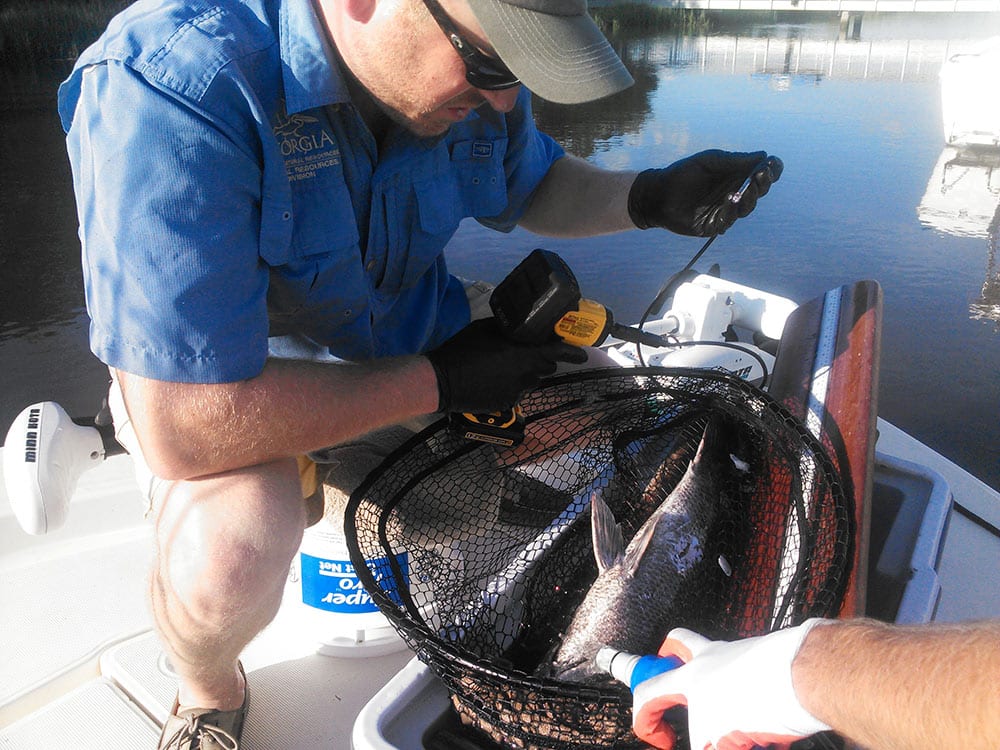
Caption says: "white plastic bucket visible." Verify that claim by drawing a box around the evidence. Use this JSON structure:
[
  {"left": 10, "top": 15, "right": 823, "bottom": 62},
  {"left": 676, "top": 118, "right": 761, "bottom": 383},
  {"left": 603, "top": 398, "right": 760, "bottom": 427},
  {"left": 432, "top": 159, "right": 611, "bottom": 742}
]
[{"left": 287, "top": 515, "right": 408, "bottom": 657}]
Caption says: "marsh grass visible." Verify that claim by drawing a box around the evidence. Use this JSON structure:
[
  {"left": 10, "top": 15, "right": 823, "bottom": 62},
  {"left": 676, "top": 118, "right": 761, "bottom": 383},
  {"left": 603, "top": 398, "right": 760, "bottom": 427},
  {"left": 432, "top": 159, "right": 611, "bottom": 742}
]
[
  {"left": 591, "top": 4, "right": 712, "bottom": 34},
  {"left": 1, "top": 1, "right": 129, "bottom": 71}
]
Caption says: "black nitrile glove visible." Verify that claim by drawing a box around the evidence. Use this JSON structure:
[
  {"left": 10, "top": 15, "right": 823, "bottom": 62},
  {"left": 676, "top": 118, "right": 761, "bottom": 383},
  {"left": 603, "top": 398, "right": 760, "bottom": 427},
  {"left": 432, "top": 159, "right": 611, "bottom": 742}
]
[
  {"left": 426, "top": 318, "right": 588, "bottom": 414},
  {"left": 628, "top": 150, "right": 783, "bottom": 237}
]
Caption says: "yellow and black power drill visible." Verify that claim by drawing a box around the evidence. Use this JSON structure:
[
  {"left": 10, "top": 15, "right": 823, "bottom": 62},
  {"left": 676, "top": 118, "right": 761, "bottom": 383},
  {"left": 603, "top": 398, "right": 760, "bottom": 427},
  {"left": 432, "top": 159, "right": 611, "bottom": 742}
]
[{"left": 451, "top": 249, "right": 669, "bottom": 446}]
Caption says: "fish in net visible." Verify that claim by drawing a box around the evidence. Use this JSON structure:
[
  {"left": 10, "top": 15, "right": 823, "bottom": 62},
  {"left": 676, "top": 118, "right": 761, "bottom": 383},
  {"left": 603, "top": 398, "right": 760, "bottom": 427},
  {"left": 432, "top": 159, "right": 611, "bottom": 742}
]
[{"left": 345, "top": 367, "right": 852, "bottom": 749}]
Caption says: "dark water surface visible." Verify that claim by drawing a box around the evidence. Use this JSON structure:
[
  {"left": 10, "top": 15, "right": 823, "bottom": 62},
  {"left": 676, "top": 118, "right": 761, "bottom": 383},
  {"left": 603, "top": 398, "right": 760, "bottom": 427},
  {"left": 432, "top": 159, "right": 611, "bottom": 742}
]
[{"left": 2, "top": 14, "right": 999, "bottom": 490}]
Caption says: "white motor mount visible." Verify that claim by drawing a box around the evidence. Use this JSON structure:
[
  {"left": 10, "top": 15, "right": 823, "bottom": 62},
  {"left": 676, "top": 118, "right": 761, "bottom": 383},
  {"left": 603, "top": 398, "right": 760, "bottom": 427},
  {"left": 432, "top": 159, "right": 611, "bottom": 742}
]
[
  {"left": 662, "top": 274, "right": 796, "bottom": 342},
  {"left": 605, "top": 275, "right": 798, "bottom": 384}
]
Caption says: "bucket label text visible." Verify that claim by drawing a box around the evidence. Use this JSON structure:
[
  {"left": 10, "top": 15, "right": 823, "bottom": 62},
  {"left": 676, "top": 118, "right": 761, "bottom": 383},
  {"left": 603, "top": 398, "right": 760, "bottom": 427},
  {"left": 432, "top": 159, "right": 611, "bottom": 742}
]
[{"left": 300, "top": 551, "right": 408, "bottom": 614}]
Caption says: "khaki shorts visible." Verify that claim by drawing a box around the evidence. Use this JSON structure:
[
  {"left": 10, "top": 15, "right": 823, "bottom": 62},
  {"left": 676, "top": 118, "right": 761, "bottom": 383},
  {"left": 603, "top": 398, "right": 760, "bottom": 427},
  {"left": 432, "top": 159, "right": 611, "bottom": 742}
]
[
  {"left": 107, "top": 368, "right": 164, "bottom": 517},
  {"left": 109, "top": 279, "right": 497, "bottom": 512}
]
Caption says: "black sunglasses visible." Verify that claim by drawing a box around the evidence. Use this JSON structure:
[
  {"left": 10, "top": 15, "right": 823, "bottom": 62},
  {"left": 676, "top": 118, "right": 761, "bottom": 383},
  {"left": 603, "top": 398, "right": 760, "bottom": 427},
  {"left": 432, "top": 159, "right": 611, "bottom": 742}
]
[{"left": 421, "top": 0, "right": 520, "bottom": 91}]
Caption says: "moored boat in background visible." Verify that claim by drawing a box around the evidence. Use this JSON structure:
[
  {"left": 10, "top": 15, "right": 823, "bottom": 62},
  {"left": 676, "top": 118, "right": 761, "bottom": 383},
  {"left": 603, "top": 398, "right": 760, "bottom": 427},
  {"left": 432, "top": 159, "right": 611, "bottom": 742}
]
[{"left": 941, "top": 36, "right": 1000, "bottom": 147}]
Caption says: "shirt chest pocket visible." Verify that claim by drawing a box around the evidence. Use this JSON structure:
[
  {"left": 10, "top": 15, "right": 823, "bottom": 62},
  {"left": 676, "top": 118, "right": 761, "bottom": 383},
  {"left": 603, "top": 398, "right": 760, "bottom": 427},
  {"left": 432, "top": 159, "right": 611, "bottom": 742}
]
[
  {"left": 380, "top": 138, "right": 507, "bottom": 293},
  {"left": 261, "top": 158, "right": 361, "bottom": 265},
  {"left": 415, "top": 137, "right": 508, "bottom": 235},
  {"left": 262, "top": 167, "right": 361, "bottom": 318}
]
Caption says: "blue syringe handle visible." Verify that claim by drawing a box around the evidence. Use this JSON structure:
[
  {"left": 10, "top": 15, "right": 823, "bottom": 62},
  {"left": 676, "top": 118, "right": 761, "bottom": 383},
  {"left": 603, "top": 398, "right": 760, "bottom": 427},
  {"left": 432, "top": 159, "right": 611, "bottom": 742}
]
[
  {"left": 596, "top": 647, "right": 685, "bottom": 690},
  {"left": 627, "top": 654, "right": 685, "bottom": 690}
]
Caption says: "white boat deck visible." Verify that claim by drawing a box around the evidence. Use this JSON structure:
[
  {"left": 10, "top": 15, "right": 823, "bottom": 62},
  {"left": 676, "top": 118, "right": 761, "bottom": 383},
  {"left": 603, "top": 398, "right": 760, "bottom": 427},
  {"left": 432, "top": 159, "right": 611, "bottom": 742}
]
[
  {"left": 0, "top": 452, "right": 415, "bottom": 749},
  {"left": 1, "top": 417, "right": 998, "bottom": 749},
  {"left": 872, "top": 420, "right": 1000, "bottom": 623}
]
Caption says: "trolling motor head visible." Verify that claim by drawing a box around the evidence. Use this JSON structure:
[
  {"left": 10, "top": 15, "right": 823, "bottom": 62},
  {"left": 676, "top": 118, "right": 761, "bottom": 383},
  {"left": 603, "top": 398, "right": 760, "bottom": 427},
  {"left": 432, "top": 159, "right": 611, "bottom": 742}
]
[{"left": 3, "top": 402, "right": 118, "bottom": 535}]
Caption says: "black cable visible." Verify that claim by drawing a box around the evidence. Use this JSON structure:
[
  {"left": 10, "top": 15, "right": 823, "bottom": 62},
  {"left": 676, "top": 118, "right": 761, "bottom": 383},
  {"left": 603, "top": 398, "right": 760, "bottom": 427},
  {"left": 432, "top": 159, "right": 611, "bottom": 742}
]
[
  {"left": 638, "top": 234, "right": 719, "bottom": 331},
  {"left": 643, "top": 339, "right": 771, "bottom": 390},
  {"left": 636, "top": 233, "right": 719, "bottom": 366},
  {"left": 636, "top": 154, "right": 775, "bottom": 350}
]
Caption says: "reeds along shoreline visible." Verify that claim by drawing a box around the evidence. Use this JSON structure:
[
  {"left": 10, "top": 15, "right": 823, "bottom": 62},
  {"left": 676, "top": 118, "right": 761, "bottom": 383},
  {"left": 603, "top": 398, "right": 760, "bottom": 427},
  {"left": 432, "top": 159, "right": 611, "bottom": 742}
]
[
  {"left": 1, "top": 0, "right": 129, "bottom": 71},
  {"left": 591, "top": 4, "right": 712, "bottom": 34}
]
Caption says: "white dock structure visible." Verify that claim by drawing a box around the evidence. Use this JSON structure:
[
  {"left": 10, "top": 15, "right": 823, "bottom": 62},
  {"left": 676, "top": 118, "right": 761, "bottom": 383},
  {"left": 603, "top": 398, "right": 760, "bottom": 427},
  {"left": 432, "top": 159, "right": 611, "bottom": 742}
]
[
  {"left": 620, "top": 33, "right": 994, "bottom": 82},
  {"left": 595, "top": 1, "right": 1000, "bottom": 44},
  {"left": 661, "top": 0, "right": 999, "bottom": 12}
]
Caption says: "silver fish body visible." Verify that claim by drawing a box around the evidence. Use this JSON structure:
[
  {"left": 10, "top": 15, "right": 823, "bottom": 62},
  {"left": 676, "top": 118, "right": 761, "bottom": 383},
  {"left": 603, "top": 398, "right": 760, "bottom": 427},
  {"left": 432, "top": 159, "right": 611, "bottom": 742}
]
[{"left": 544, "top": 414, "right": 750, "bottom": 683}]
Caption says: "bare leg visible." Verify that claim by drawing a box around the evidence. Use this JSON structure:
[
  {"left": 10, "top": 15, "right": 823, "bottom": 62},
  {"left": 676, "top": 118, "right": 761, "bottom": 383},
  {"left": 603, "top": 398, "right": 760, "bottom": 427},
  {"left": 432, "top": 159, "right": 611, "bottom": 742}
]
[{"left": 149, "top": 458, "right": 306, "bottom": 710}]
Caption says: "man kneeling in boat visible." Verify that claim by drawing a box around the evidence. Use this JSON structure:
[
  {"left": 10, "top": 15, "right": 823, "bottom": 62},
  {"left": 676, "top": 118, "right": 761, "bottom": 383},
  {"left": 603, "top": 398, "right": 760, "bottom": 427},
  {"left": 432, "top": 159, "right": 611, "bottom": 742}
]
[{"left": 57, "top": 0, "right": 781, "bottom": 747}]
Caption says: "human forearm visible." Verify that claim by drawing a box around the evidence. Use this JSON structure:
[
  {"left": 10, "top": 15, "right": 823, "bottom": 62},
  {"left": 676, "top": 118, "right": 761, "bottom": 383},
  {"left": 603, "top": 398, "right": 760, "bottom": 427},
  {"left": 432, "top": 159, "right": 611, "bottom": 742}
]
[
  {"left": 116, "top": 355, "right": 439, "bottom": 480},
  {"left": 793, "top": 618, "right": 1000, "bottom": 750},
  {"left": 518, "top": 154, "right": 637, "bottom": 237},
  {"left": 519, "top": 150, "right": 783, "bottom": 240}
]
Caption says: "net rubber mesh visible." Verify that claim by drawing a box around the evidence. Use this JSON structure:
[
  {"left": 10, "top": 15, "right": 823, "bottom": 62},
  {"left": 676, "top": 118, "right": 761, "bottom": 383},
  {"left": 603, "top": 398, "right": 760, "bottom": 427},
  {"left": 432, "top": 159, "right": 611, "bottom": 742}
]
[{"left": 345, "top": 367, "right": 852, "bottom": 749}]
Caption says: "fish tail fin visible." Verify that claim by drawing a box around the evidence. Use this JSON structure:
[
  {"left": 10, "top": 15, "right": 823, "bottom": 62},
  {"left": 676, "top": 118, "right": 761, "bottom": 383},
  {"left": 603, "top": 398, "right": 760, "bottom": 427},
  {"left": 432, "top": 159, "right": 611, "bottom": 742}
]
[
  {"left": 694, "top": 412, "right": 752, "bottom": 477},
  {"left": 590, "top": 491, "right": 625, "bottom": 574}
]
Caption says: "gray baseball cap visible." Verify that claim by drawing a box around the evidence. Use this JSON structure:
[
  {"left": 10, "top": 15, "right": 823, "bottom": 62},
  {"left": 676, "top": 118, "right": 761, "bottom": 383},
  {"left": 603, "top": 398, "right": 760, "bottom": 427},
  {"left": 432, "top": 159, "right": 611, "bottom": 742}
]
[{"left": 466, "top": 0, "right": 634, "bottom": 104}]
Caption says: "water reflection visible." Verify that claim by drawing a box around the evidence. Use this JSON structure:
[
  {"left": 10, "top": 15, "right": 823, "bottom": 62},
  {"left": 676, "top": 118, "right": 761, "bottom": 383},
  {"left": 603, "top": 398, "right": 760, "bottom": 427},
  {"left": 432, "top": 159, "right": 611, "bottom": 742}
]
[
  {"left": 916, "top": 32, "right": 1000, "bottom": 328},
  {"left": 919, "top": 147, "right": 1000, "bottom": 239},
  {"left": 533, "top": 49, "right": 658, "bottom": 159},
  {"left": 0, "top": 98, "right": 85, "bottom": 339},
  {"left": 608, "top": 27, "right": 968, "bottom": 82},
  {"left": 918, "top": 146, "right": 1000, "bottom": 328},
  {"left": 0, "top": 72, "right": 112, "bottom": 421},
  {"left": 974, "top": 211, "right": 1000, "bottom": 327},
  {"left": 530, "top": 21, "right": 990, "bottom": 160}
]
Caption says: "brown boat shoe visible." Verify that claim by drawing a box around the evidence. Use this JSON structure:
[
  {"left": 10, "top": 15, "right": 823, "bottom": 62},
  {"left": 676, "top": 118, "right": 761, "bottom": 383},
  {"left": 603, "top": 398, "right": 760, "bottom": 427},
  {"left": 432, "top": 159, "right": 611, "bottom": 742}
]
[{"left": 157, "top": 664, "right": 249, "bottom": 750}]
